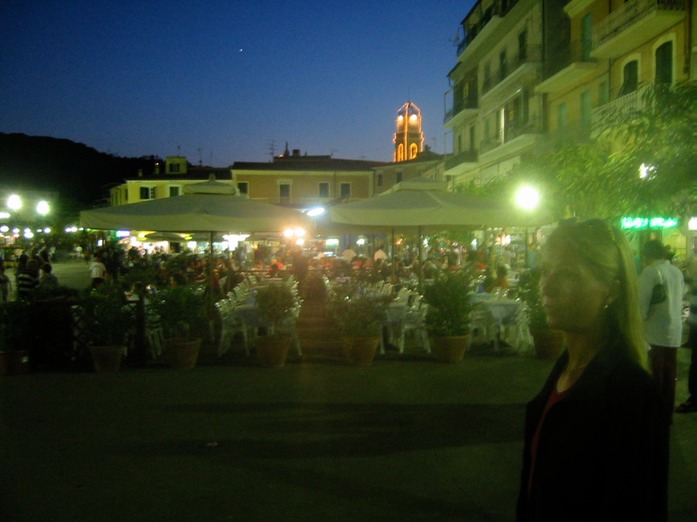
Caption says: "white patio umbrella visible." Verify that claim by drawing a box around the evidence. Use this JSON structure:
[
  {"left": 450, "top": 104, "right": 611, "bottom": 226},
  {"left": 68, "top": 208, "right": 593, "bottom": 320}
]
[
  {"left": 80, "top": 175, "right": 311, "bottom": 292},
  {"left": 329, "top": 178, "right": 549, "bottom": 230},
  {"left": 80, "top": 175, "right": 310, "bottom": 234},
  {"left": 328, "top": 178, "right": 551, "bottom": 281}
]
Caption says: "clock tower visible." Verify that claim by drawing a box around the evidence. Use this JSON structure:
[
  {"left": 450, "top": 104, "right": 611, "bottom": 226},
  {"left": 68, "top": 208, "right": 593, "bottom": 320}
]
[{"left": 393, "top": 102, "right": 424, "bottom": 162}]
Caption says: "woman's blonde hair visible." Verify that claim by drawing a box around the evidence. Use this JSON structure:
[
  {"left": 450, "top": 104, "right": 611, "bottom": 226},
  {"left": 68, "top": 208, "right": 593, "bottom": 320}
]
[{"left": 545, "top": 219, "right": 647, "bottom": 369}]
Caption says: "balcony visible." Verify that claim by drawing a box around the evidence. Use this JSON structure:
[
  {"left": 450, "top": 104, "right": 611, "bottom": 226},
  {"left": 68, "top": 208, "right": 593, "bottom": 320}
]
[
  {"left": 480, "top": 117, "right": 544, "bottom": 160},
  {"left": 591, "top": 85, "right": 648, "bottom": 131},
  {"left": 457, "top": 0, "right": 522, "bottom": 63},
  {"left": 444, "top": 94, "right": 479, "bottom": 127},
  {"left": 444, "top": 149, "right": 479, "bottom": 171},
  {"left": 592, "top": 0, "right": 686, "bottom": 59},
  {"left": 536, "top": 40, "right": 599, "bottom": 94},
  {"left": 481, "top": 46, "right": 542, "bottom": 100}
]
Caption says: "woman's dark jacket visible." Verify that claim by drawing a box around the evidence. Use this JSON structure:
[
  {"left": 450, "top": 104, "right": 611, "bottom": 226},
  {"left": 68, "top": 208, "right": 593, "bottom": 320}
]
[{"left": 517, "top": 345, "right": 669, "bottom": 522}]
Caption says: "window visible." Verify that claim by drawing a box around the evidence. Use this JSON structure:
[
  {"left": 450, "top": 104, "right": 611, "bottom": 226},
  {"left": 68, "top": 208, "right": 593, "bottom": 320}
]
[
  {"left": 469, "top": 125, "right": 475, "bottom": 150},
  {"left": 340, "top": 183, "right": 351, "bottom": 198},
  {"left": 557, "top": 102, "right": 568, "bottom": 129},
  {"left": 457, "top": 134, "right": 463, "bottom": 155},
  {"left": 169, "top": 186, "right": 180, "bottom": 197},
  {"left": 580, "top": 90, "right": 592, "bottom": 126},
  {"left": 139, "top": 186, "right": 153, "bottom": 200},
  {"left": 499, "top": 50, "right": 507, "bottom": 80},
  {"left": 279, "top": 183, "right": 291, "bottom": 204},
  {"left": 518, "top": 31, "right": 527, "bottom": 61},
  {"left": 619, "top": 60, "right": 638, "bottom": 96},
  {"left": 168, "top": 163, "right": 180, "bottom": 174},
  {"left": 237, "top": 182, "right": 248, "bottom": 195},
  {"left": 376, "top": 174, "right": 383, "bottom": 187},
  {"left": 655, "top": 41, "right": 672, "bottom": 84},
  {"left": 397, "top": 143, "right": 405, "bottom": 162},
  {"left": 396, "top": 172, "right": 404, "bottom": 184},
  {"left": 409, "top": 143, "right": 418, "bottom": 159},
  {"left": 319, "top": 182, "right": 330, "bottom": 198},
  {"left": 581, "top": 14, "right": 592, "bottom": 61},
  {"left": 483, "top": 62, "right": 491, "bottom": 89}
]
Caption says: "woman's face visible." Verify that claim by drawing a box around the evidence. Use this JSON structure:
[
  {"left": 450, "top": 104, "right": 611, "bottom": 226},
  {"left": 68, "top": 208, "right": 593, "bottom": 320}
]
[{"left": 539, "top": 243, "right": 612, "bottom": 334}]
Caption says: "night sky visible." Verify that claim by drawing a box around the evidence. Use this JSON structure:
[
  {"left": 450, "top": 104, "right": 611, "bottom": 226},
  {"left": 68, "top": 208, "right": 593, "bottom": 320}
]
[{"left": 0, "top": 0, "right": 475, "bottom": 166}]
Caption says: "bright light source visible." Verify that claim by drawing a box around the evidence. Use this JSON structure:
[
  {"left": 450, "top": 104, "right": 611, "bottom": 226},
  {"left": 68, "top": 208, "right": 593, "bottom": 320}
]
[
  {"left": 283, "top": 229, "right": 294, "bottom": 238},
  {"left": 356, "top": 238, "right": 366, "bottom": 246},
  {"left": 187, "top": 241, "right": 197, "bottom": 250},
  {"left": 307, "top": 207, "right": 325, "bottom": 217},
  {"left": 36, "top": 200, "right": 50, "bottom": 215},
  {"left": 0, "top": 226, "right": 8, "bottom": 233},
  {"left": 515, "top": 186, "right": 541, "bottom": 211},
  {"left": 295, "top": 239, "right": 305, "bottom": 246},
  {"left": 43, "top": 227, "right": 51, "bottom": 234},
  {"left": 689, "top": 217, "right": 697, "bottom": 231},
  {"left": 325, "top": 238, "right": 339, "bottom": 247},
  {"left": 115, "top": 230, "right": 130, "bottom": 238},
  {"left": 23, "top": 228, "right": 34, "bottom": 239},
  {"left": 0, "top": 212, "right": 9, "bottom": 219},
  {"left": 295, "top": 227, "right": 306, "bottom": 237},
  {"left": 7, "top": 194, "right": 22, "bottom": 210},
  {"left": 409, "top": 114, "right": 418, "bottom": 121},
  {"left": 639, "top": 163, "right": 656, "bottom": 179}
]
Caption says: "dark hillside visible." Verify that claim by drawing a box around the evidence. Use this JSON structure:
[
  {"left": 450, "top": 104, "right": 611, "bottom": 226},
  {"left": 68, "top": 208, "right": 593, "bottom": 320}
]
[{"left": 0, "top": 132, "right": 161, "bottom": 208}]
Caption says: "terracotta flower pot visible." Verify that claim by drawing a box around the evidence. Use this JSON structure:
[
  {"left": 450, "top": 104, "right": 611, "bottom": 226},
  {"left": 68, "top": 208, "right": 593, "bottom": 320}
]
[
  {"left": 531, "top": 329, "right": 565, "bottom": 360},
  {"left": 431, "top": 335, "right": 469, "bottom": 363},
  {"left": 89, "top": 345, "right": 125, "bottom": 373},
  {"left": 256, "top": 335, "right": 291, "bottom": 368},
  {"left": 343, "top": 336, "right": 380, "bottom": 367},
  {"left": 165, "top": 338, "right": 202, "bottom": 369}
]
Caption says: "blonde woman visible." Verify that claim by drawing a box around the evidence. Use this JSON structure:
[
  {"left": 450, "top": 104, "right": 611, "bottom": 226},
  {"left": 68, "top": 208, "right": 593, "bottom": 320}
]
[{"left": 517, "top": 219, "right": 668, "bottom": 522}]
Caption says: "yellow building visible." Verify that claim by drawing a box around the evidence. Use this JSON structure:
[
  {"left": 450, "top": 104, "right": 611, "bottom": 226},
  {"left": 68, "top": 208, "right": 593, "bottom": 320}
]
[
  {"left": 537, "top": 0, "right": 691, "bottom": 139},
  {"left": 231, "top": 147, "right": 386, "bottom": 209},
  {"left": 444, "top": 0, "right": 567, "bottom": 186},
  {"left": 109, "top": 156, "right": 232, "bottom": 206}
]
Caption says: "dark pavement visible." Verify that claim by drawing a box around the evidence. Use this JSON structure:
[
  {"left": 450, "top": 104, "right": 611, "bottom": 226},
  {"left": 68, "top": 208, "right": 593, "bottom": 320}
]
[{"left": 1, "top": 259, "right": 694, "bottom": 521}]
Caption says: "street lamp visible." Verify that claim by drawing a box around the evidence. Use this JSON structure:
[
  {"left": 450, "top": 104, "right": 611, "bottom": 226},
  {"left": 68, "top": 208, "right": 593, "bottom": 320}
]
[
  {"left": 36, "top": 200, "right": 50, "bottom": 216},
  {"left": 515, "top": 185, "right": 541, "bottom": 211},
  {"left": 7, "top": 194, "right": 22, "bottom": 211}
]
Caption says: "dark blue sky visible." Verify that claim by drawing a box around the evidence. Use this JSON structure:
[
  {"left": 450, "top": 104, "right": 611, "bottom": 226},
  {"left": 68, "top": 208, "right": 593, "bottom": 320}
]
[{"left": 0, "top": 1, "right": 474, "bottom": 165}]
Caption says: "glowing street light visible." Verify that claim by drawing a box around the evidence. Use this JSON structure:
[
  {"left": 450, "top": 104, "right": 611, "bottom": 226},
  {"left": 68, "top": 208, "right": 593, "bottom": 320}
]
[
  {"left": 7, "top": 194, "right": 22, "bottom": 211},
  {"left": 36, "top": 200, "right": 50, "bottom": 216},
  {"left": 515, "top": 185, "right": 541, "bottom": 211}
]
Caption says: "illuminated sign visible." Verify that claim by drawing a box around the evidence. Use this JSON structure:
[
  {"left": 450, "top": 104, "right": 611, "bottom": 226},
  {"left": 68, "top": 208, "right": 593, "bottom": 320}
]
[{"left": 620, "top": 217, "right": 679, "bottom": 230}]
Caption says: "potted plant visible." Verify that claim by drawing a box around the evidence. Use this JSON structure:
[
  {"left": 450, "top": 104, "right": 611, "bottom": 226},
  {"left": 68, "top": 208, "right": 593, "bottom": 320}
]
[
  {"left": 0, "top": 300, "right": 32, "bottom": 375},
  {"left": 149, "top": 284, "right": 207, "bottom": 368},
  {"left": 516, "top": 269, "right": 564, "bottom": 360},
  {"left": 254, "top": 282, "right": 300, "bottom": 367},
  {"left": 77, "top": 283, "right": 134, "bottom": 372},
  {"left": 329, "top": 283, "right": 391, "bottom": 366},
  {"left": 422, "top": 268, "right": 474, "bottom": 363}
]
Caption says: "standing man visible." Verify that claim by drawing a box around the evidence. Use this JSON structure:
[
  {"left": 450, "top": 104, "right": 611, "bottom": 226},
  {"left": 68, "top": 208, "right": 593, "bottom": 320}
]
[
  {"left": 676, "top": 258, "right": 697, "bottom": 413},
  {"left": 638, "top": 239, "right": 686, "bottom": 423}
]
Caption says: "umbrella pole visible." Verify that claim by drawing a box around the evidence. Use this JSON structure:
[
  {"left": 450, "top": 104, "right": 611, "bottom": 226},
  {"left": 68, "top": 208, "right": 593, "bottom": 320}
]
[
  {"left": 417, "top": 226, "right": 423, "bottom": 289},
  {"left": 391, "top": 227, "right": 396, "bottom": 282}
]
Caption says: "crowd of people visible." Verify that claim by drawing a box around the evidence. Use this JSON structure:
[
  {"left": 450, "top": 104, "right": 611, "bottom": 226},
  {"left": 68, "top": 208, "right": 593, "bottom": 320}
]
[{"left": 1, "top": 245, "right": 61, "bottom": 303}]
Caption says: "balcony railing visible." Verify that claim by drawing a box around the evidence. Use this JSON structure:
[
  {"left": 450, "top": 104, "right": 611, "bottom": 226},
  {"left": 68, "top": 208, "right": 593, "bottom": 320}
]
[
  {"left": 457, "top": 0, "right": 521, "bottom": 55},
  {"left": 482, "top": 46, "right": 541, "bottom": 94},
  {"left": 591, "top": 86, "right": 648, "bottom": 126},
  {"left": 445, "top": 149, "right": 479, "bottom": 170},
  {"left": 593, "top": 0, "right": 686, "bottom": 49},
  {"left": 444, "top": 95, "right": 479, "bottom": 124},
  {"left": 480, "top": 117, "right": 543, "bottom": 154}
]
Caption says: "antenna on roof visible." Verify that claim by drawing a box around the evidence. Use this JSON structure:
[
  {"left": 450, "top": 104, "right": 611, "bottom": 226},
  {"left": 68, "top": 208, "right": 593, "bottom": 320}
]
[{"left": 267, "top": 139, "right": 276, "bottom": 159}]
